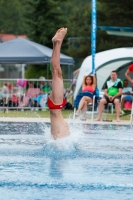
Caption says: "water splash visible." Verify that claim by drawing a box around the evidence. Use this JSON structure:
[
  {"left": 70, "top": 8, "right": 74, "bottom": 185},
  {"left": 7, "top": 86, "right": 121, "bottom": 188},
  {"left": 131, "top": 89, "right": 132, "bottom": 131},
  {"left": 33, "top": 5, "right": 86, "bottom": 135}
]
[
  {"left": 42, "top": 122, "right": 86, "bottom": 158},
  {"left": 33, "top": 111, "right": 86, "bottom": 157}
]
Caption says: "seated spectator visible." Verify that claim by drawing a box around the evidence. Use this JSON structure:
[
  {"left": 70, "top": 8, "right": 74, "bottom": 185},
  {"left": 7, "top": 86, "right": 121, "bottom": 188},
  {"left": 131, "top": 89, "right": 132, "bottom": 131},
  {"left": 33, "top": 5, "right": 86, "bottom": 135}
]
[
  {"left": 75, "top": 74, "right": 96, "bottom": 120},
  {"left": 2, "top": 82, "right": 8, "bottom": 103},
  {"left": 31, "top": 93, "right": 48, "bottom": 108},
  {"left": 2, "top": 82, "right": 19, "bottom": 107},
  {"left": 22, "top": 81, "right": 40, "bottom": 107},
  {"left": 38, "top": 76, "right": 52, "bottom": 94},
  {"left": 16, "top": 79, "right": 27, "bottom": 104},
  {"left": 38, "top": 76, "right": 45, "bottom": 89},
  {"left": 26, "top": 81, "right": 34, "bottom": 90},
  {"left": 7, "top": 83, "right": 13, "bottom": 93},
  {"left": 1, "top": 82, "right": 9, "bottom": 111},
  {"left": 30, "top": 77, "right": 52, "bottom": 108},
  {"left": 7, "top": 83, "right": 20, "bottom": 107},
  {"left": 3, "top": 83, "right": 13, "bottom": 104},
  {"left": 32, "top": 76, "right": 52, "bottom": 108},
  {"left": 22, "top": 79, "right": 51, "bottom": 108},
  {"left": 121, "top": 79, "right": 133, "bottom": 113},
  {"left": 95, "top": 71, "right": 123, "bottom": 122}
]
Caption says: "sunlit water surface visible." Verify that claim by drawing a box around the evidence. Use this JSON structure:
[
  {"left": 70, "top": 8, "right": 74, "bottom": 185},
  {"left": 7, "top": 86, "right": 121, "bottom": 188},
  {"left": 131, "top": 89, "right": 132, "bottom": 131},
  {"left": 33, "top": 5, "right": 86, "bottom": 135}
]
[{"left": 0, "top": 122, "right": 133, "bottom": 200}]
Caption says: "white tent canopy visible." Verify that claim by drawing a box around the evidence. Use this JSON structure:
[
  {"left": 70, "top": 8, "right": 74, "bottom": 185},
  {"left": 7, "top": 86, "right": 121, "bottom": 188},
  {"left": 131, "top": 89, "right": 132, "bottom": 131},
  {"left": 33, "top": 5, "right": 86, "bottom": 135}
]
[{"left": 74, "top": 47, "right": 133, "bottom": 99}]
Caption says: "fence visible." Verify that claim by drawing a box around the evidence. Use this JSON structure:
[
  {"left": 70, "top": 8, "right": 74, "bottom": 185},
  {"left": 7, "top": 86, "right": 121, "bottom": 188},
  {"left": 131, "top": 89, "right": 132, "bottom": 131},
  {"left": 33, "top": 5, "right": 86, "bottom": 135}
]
[{"left": 0, "top": 78, "right": 75, "bottom": 112}]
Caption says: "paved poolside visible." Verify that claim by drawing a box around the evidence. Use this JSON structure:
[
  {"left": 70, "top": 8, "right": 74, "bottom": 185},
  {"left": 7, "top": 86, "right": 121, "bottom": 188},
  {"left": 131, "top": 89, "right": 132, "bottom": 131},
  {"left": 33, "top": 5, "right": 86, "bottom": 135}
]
[{"left": 0, "top": 117, "right": 131, "bottom": 125}]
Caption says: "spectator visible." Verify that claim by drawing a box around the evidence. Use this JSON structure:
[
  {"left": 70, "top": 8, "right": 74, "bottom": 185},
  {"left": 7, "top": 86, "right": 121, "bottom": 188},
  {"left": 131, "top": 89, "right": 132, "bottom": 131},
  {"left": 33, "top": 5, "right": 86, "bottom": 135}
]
[
  {"left": 4, "top": 83, "right": 13, "bottom": 105},
  {"left": 2, "top": 82, "right": 19, "bottom": 108},
  {"left": 38, "top": 76, "right": 45, "bottom": 89},
  {"left": 38, "top": 76, "right": 52, "bottom": 94},
  {"left": 75, "top": 74, "right": 96, "bottom": 120},
  {"left": 7, "top": 83, "right": 14, "bottom": 94},
  {"left": 26, "top": 81, "right": 34, "bottom": 90},
  {"left": 30, "top": 77, "right": 52, "bottom": 108},
  {"left": 2, "top": 82, "right": 8, "bottom": 100},
  {"left": 2, "top": 82, "right": 9, "bottom": 111},
  {"left": 95, "top": 71, "right": 123, "bottom": 122},
  {"left": 121, "top": 79, "right": 133, "bottom": 113},
  {"left": 22, "top": 81, "right": 40, "bottom": 107}
]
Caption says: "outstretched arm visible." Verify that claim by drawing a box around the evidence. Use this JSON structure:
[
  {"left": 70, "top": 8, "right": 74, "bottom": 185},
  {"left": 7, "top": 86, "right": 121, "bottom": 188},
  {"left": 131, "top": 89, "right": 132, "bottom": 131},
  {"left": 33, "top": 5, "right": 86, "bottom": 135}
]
[
  {"left": 82, "top": 76, "right": 86, "bottom": 87},
  {"left": 125, "top": 69, "right": 133, "bottom": 84},
  {"left": 73, "top": 68, "right": 80, "bottom": 77},
  {"left": 91, "top": 74, "right": 96, "bottom": 88}
]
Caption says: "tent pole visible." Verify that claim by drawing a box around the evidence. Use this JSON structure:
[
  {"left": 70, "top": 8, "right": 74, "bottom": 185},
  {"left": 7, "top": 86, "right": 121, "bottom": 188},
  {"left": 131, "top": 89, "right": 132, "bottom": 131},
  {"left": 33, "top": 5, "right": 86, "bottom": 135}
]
[
  {"left": 22, "top": 64, "right": 25, "bottom": 78},
  {"left": 47, "top": 63, "right": 49, "bottom": 79},
  {"left": 91, "top": 0, "right": 97, "bottom": 74}
]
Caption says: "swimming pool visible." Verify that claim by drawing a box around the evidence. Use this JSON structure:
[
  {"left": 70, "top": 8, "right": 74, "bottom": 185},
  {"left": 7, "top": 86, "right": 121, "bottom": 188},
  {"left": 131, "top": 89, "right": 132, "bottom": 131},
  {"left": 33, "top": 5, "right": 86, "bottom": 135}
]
[{"left": 0, "top": 122, "right": 133, "bottom": 200}]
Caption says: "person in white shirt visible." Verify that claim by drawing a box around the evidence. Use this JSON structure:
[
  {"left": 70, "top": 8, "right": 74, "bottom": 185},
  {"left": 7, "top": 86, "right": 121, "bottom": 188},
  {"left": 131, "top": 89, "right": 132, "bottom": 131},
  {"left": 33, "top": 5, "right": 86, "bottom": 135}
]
[
  {"left": 2, "top": 82, "right": 8, "bottom": 97},
  {"left": 121, "top": 79, "right": 133, "bottom": 112}
]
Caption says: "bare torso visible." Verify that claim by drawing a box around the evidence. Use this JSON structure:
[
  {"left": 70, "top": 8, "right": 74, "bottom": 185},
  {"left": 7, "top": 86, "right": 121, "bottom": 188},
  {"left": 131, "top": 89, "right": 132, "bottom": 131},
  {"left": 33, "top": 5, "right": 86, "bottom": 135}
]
[{"left": 50, "top": 110, "right": 70, "bottom": 140}]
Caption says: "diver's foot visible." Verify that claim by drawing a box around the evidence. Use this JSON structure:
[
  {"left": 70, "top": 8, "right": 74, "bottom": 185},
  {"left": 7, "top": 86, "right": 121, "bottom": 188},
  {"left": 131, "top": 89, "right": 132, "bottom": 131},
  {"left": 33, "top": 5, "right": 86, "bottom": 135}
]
[{"left": 52, "top": 28, "right": 67, "bottom": 43}]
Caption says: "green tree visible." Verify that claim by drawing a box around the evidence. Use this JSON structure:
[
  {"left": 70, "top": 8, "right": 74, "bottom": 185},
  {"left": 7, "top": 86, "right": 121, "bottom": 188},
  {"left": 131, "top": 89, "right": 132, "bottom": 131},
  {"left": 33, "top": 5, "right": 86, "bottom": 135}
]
[
  {"left": 0, "top": 0, "right": 27, "bottom": 34},
  {"left": 64, "top": 0, "right": 133, "bottom": 69},
  {"left": 97, "top": 0, "right": 133, "bottom": 27},
  {"left": 24, "top": 0, "right": 69, "bottom": 78},
  {"left": 96, "top": 0, "right": 133, "bottom": 52},
  {"left": 25, "top": 0, "right": 66, "bottom": 48},
  {"left": 62, "top": 1, "right": 92, "bottom": 69},
  {"left": 25, "top": 65, "right": 49, "bottom": 79}
]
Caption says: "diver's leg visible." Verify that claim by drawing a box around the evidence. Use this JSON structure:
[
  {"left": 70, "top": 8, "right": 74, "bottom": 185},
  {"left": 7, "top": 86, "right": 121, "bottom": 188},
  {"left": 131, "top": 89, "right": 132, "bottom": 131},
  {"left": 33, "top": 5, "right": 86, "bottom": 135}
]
[
  {"left": 50, "top": 28, "right": 67, "bottom": 104},
  {"left": 49, "top": 28, "right": 70, "bottom": 139}
]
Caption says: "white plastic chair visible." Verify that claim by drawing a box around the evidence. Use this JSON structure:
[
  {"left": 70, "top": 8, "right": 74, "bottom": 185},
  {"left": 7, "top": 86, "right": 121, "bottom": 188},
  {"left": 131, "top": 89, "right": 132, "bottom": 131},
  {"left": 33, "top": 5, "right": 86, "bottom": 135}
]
[
  {"left": 73, "top": 95, "right": 96, "bottom": 120},
  {"left": 130, "top": 101, "right": 133, "bottom": 125}
]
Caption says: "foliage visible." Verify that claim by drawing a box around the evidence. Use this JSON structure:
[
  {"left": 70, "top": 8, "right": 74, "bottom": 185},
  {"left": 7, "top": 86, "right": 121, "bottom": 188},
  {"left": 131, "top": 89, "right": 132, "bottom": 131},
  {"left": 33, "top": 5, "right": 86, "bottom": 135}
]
[
  {"left": 61, "top": 1, "right": 92, "bottom": 69},
  {"left": 63, "top": 0, "right": 133, "bottom": 68},
  {"left": 1, "top": 0, "right": 133, "bottom": 77},
  {"left": 97, "top": 0, "right": 133, "bottom": 27},
  {"left": 0, "top": 0, "right": 27, "bottom": 34},
  {"left": 24, "top": 0, "right": 67, "bottom": 78},
  {"left": 25, "top": 0, "right": 66, "bottom": 48},
  {"left": 96, "top": 0, "right": 133, "bottom": 52},
  {"left": 25, "top": 64, "right": 51, "bottom": 79}
]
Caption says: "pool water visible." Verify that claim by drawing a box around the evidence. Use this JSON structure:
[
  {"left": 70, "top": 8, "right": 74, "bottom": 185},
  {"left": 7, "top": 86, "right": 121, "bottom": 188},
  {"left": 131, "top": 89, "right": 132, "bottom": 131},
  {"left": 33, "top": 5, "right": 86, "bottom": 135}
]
[{"left": 0, "top": 122, "right": 133, "bottom": 200}]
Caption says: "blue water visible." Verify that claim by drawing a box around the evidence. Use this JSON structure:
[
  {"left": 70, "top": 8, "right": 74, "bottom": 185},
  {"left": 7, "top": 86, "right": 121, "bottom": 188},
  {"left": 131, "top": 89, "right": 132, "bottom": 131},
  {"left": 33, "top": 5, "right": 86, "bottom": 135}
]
[{"left": 0, "top": 122, "right": 133, "bottom": 200}]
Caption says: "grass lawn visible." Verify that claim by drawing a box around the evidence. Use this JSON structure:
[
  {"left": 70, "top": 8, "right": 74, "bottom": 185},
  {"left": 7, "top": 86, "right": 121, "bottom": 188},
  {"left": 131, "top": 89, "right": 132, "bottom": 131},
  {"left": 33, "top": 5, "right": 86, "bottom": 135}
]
[
  {"left": 0, "top": 109, "right": 73, "bottom": 119},
  {"left": 0, "top": 109, "right": 131, "bottom": 121}
]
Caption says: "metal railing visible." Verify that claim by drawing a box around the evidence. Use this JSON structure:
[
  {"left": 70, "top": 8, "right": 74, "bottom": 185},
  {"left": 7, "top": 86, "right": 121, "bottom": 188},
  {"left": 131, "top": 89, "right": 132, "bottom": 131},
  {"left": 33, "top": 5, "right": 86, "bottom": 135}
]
[{"left": 0, "top": 78, "right": 74, "bottom": 112}]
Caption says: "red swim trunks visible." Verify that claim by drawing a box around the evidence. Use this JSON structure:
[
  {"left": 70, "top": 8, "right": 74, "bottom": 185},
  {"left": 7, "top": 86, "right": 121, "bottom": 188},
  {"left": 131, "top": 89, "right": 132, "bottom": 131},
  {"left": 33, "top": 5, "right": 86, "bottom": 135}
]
[{"left": 48, "top": 97, "right": 66, "bottom": 109}]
